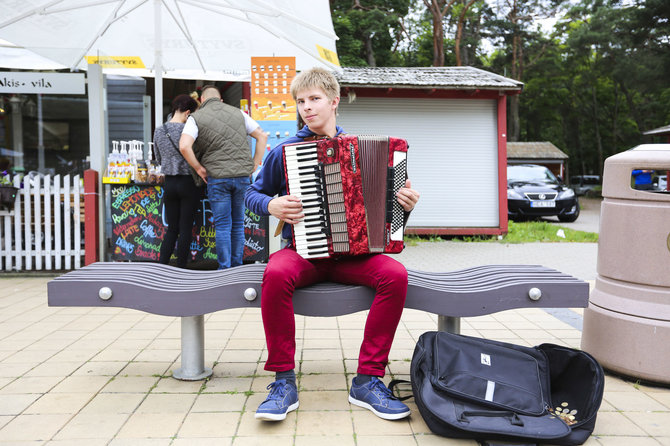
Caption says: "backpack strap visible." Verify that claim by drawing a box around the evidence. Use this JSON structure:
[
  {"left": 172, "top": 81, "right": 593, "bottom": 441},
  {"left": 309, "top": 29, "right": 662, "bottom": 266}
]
[{"left": 388, "top": 379, "right": 413, "bottom": 401}]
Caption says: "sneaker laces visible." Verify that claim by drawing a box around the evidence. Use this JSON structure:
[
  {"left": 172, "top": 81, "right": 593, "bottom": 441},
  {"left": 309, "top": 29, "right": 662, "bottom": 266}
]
[
  {"left": 369, "top": 378, "right": 398, "bottom": 401},
  {"left": 264, "top": 380, "right": 288, "bottom": 401}
]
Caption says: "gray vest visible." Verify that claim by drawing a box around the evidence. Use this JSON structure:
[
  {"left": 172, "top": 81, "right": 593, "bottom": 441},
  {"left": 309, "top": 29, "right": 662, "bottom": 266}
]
[{"left": 192, "top": 98, "right": 253, "bottom": 178}]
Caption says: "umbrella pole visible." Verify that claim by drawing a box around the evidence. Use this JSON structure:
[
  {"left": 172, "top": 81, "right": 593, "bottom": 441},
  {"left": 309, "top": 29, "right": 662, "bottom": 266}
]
[
  {"left": 86, "top": 63, "right": 108, "bottom": 262},
  {"left": 154, "top": 0, "right": 163, "bottom": 131}
]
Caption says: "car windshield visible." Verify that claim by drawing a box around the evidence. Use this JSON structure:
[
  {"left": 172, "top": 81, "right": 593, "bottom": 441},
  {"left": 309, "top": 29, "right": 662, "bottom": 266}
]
[{"left": 508, "top": 165, "right": 559, "bottom": 184}]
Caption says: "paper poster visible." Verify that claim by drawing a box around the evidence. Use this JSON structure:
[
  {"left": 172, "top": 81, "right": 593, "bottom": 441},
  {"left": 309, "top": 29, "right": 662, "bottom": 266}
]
[{"left": 250, "top": 56, "right": 296, "bottom": 121}]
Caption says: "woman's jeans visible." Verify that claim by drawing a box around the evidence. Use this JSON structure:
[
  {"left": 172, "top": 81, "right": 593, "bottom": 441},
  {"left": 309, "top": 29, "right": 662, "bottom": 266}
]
[{"left": 207, "top": 176, "right": 250, "bottom": 269}]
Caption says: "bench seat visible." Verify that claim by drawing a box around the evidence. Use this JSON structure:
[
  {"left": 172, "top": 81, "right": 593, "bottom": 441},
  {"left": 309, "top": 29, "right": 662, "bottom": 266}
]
[{"left": 47, "top": 262, "right": 589, "bottom": 380}]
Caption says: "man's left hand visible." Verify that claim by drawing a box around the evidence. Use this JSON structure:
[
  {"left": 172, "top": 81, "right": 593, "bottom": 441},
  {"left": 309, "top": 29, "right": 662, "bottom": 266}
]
[{"left": 396, "top": 179, "right": 420, "bottom": 212}]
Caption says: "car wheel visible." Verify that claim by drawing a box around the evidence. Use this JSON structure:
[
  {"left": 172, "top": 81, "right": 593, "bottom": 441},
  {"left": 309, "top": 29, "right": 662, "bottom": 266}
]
[{"left": 558, "top": 202, "right": 580, "bottom": 223}]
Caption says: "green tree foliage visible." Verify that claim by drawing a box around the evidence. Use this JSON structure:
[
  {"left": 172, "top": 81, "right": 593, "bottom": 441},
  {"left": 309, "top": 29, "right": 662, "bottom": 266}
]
[
  {"left": 330, "top": 0, "right": 412, "bottom": 67},
  {"left": 484, "top": 0, "right": 564, "bottom": 141},
  {"left": 517, "top": 0, "right": 670, "bottom": 176},
  {"left": 329, "top": 0, "right": 670, "bottom": 177},
  {"left": 402, "top": 0, "right": 491, "bottom": 67}
]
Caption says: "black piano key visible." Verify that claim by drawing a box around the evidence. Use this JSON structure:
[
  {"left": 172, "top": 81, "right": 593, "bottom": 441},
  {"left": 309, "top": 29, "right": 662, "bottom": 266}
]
[
  {"left": 293, "top": 144, "right": 317, "bottom": 151},
  {"left": 290, "top": 155, "right": 318, "bottom": 162}
]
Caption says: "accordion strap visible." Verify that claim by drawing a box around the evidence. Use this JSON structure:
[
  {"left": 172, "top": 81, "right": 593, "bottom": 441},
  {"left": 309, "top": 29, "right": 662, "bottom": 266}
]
[{"left": 302, "top": 132, "right": 346, "bottom": 142}]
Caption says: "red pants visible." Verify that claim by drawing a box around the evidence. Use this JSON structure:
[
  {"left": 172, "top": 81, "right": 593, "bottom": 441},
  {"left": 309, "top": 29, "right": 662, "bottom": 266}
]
[{"left": 261, "top": 248, "right": 408, "bottom": 377}]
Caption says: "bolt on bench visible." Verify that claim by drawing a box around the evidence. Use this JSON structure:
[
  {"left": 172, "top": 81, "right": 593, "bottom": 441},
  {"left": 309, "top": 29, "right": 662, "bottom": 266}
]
[{"left": 48, "top": 262, "right": 589, "bottom": 380}]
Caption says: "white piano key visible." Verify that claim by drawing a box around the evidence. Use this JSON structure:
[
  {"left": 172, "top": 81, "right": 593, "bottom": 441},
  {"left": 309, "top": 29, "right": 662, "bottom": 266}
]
[
  {"left": 285, "top": 165, "right": 318, "bottom": 174},
  {"left": 285, "top": 159, "right": 318, "bottom": 167}
]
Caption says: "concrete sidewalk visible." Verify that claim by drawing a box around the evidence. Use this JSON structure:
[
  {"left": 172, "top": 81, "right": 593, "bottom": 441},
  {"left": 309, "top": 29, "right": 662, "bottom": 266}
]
[
  {"left": 1, "top": 241, "right": 669, "bottom": 445},
  {"left": 540, "top": 197, "right": 602, "bottom": 234}
]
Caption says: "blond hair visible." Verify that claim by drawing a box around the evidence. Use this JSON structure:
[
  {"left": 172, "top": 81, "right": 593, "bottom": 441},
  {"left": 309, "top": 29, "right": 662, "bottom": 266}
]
[{"left": 290, "top": 67, "right": 340, "bottom": 101}]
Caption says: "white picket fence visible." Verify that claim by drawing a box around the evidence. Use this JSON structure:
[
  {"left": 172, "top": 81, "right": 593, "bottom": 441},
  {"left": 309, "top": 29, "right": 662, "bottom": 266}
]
[{"left": 0, "top": 174, "right": 84, "bottom": 272}]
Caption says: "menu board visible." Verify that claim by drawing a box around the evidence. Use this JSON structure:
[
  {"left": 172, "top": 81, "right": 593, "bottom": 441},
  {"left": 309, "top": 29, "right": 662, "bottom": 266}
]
[
  {"left": 109, "top": 184, "right": 268, "bottom": 264},
  {"left": 250, "top": 56, "right": 296, "bottom": 121},
  {"left": 243, "top": 207, "right": 268, "bottom": 262}
]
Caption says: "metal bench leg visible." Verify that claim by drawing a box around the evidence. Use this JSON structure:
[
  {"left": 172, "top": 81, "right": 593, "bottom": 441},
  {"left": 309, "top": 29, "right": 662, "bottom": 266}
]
[
  {"left": 438, "top": 315, "right": 461, "bottom": 334},
  {"left": 172, "top": 315, "right": 213, "bottom": 381}
]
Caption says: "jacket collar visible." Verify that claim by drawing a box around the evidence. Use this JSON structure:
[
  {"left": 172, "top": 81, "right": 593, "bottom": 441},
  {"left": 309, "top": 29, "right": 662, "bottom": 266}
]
[{"left": 199, "top": 97, "right": 221, "bottom": 109}]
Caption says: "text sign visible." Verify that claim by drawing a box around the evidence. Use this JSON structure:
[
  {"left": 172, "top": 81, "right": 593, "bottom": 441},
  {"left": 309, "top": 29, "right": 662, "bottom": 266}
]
[
  {"left": 85, "top": 56, "right": 146, "bottom": 68},
  {"left": 0, "top": 72, "right": 85, "bottom": 94},
  {"left": 244, "top": 207, "right": 269, "bottom": 262},
  {"left": 110, "top": 184, "right": 269, "bottom": 264}
]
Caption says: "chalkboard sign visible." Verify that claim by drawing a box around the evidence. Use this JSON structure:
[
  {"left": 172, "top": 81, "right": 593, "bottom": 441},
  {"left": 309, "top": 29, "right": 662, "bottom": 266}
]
[
  {"left": 243, "top": 207, "right": 269, "bottom": 262},
  {"left": 109, "top": 184, "right": 269, "bottom": 264}
]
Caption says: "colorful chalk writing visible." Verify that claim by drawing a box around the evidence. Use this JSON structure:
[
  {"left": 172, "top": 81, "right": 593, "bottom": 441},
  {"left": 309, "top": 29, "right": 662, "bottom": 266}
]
[
  {"left": 243, "top": 207, "right": 268, "bottom": 262},
  {"left": 110, "top": 185, "right": 268, "bottom": 264}
]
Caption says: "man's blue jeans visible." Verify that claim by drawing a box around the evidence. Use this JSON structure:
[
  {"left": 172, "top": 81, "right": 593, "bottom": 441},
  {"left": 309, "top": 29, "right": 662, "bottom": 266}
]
[{"left": 207, "top": 176, "right": 249, "bottom": 269}]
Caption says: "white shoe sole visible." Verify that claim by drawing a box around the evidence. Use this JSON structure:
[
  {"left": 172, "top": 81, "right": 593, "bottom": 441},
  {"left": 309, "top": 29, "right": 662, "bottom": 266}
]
[
  {"left": 348, "top": 395, "right": 410, "bottom": 420},
  {"left": 255, "top": 401, "right": 299, "bottom": 421}
]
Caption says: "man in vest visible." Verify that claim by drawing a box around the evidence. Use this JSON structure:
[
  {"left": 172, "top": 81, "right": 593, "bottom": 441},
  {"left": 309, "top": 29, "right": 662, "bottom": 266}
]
[{"left": 180, "top": 85, "right": 268, "bottom": 269}]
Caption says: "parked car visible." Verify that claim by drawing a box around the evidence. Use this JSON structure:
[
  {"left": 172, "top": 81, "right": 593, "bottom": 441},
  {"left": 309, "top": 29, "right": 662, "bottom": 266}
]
[
  {"left": 570, "top": 174, "right": 601, "bottom": 196},
  {"left": 508, "top": 164, "right": 580, "bottom": 222}
]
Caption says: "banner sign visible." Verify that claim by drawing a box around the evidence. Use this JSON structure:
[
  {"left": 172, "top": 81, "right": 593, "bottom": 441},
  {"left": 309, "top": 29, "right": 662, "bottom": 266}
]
[
  {"left": 0, "top": 72, "right": 85, "bottom": 94},
  {"left": 250, "top": 56, "right": 296, "bottom": 121},
  {"left": 316, "top": 44, "right": 341, "bottom": 66},
  {"left": 85, "top": 56, "right": 146, "bottom": 68},
  {"left": 109, "top": 184, "right": 268, "bottom": 264}
]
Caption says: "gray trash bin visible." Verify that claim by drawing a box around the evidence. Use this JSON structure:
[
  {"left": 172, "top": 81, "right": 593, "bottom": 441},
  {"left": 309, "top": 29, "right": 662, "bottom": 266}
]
[{"left": 581, "top": 144, "right": 670, "bottom": 384}]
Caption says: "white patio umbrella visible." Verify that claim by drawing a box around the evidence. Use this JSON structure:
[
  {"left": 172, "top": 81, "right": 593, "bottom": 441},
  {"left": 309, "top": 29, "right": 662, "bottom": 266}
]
[
  {"left": 0, "top": 39, "right": 68, "bottom": 70},
  {"left": 0, "top": 0, "right": 340, "bottom": 125}
]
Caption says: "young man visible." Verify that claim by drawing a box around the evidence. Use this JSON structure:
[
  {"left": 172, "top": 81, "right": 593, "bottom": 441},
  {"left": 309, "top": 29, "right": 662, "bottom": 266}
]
[
  {"left": 179, "top": 85, "right": 268, "bottom": 269},
  {"left": 245, "top": 68, "right": 420, "bottom": 421}
]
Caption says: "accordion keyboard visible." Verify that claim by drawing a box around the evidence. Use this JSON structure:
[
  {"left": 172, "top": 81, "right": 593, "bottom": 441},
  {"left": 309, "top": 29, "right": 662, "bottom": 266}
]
[{"left": 284, "top": 142, "right": 330, "bottom": 259}]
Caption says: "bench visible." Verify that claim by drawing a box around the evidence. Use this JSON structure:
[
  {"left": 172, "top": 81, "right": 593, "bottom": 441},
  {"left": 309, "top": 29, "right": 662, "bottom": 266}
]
[{"left": 47, "top": 261, "right": 589, "bottom": 380}]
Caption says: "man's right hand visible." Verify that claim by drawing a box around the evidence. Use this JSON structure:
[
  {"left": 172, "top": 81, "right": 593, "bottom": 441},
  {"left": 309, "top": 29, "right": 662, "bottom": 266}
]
[
  {"left": 268, "top": 195, "right": 304, "bottom": 224},
  {"left": 196, "top": 166, "right": 208, "bottom": 184}
]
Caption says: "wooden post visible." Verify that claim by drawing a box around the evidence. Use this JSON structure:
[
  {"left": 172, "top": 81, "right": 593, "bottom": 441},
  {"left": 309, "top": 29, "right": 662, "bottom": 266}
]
[{"left": 84, "top": 169, "right": 99, "bottom": 265}]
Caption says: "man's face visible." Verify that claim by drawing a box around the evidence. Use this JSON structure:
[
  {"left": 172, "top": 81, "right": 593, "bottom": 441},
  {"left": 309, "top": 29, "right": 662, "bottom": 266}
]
[{"left": 295, "top": 87, "right": 339, "bottom": 134}]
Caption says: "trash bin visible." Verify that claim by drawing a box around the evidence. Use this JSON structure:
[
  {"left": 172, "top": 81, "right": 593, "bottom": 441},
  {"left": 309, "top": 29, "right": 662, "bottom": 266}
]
[{"left": 581, "top": 144, "right": 670, "bottom": 384}]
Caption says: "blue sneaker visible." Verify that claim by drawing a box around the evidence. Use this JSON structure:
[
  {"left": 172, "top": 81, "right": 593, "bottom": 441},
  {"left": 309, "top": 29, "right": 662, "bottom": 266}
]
[
  {"left": 255, "top": 379, "right": 299, "bottom": 421},
  {"left": 349, "top": 377, "right": 411, "bottom": 420}
]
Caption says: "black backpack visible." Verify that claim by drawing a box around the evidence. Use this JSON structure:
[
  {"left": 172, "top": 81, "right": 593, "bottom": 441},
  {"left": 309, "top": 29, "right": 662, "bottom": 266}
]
[{"left": 406, "top": 331, "right": 604, "bottom": 446}]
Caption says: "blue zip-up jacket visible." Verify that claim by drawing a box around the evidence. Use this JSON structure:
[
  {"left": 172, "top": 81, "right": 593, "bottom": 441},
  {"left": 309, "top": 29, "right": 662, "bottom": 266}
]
[{"left": 244, "top": 125, "right": 345, "bottom": 241}]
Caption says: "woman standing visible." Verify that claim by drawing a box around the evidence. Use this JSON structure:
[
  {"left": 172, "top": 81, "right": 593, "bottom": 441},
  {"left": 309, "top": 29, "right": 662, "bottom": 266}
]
[{"left": 154, "top": 94, "right": 199, "bottom": 268}]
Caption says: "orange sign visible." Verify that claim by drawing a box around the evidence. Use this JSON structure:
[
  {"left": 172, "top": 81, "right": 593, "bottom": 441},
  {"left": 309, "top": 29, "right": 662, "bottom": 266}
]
[{"left": 250, "top": 56, "right": 296, "bottom": 121}]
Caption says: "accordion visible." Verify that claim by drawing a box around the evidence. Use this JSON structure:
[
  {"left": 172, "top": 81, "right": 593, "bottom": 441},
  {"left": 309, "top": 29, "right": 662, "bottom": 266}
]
[{"left": 283, "top": 134, "right": 409, "bottom": 259}]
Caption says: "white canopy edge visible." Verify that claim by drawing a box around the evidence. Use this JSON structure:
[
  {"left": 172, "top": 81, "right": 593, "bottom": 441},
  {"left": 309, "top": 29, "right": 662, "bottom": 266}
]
[{"left": 1, "top": 40, "right": 252, "bottom": 82}]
